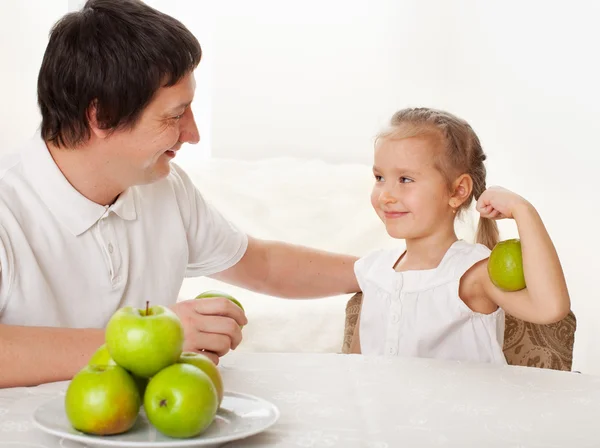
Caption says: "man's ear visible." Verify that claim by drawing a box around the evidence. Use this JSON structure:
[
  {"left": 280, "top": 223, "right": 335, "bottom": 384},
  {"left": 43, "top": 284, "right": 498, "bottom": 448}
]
[
  {"left": 449, "top": 173, "right": 473, "bottom": 209},
  {"left": 87, "top": 100, "right": 111, "bottom": 139}
]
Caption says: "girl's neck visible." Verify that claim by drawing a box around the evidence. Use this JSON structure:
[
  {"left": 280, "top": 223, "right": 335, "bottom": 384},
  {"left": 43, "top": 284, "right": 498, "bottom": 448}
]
[{"left": 395, "top": 229, "right": 458, "bottom": 272}]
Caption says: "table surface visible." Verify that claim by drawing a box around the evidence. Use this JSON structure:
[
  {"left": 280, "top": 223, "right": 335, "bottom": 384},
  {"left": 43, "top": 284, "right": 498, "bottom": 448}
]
[{"left": 1, "top": 352, "right": 599, "bottom": 447}]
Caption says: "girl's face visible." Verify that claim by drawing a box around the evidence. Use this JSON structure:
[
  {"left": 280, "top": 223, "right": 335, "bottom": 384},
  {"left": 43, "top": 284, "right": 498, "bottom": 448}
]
[{"left": 371, "top": 135, "right": 455, "bottom": 240}]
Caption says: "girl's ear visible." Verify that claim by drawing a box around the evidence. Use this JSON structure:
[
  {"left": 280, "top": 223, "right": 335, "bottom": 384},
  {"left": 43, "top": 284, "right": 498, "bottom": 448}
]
[
  {"left": 87, "top": 100, "right": 111, "bottom": 139},
  {"left": 449, "top": 173, "right": 473, "bottom": 209}
]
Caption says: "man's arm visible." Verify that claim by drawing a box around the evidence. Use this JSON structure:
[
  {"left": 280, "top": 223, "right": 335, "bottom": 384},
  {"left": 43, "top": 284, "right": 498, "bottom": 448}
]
[
  {"left": 0, "top": 325, "right": 104, "bottom": 388},
  {"left": 212, "top": 236, "right": 359, "bottom": 298}
]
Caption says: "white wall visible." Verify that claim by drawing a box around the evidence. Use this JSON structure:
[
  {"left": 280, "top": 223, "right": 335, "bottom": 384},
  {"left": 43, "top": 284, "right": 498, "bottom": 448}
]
[
  {"left": 0, "top": 0, "right": 213, "bottom": 164},
  {"left": 1, "top": 1, "right": 599, "bottom": 373},
  {"left": 441, "top": 1, "right": 600, "bottom": 375},
  {"left": 0, "top": 1, "right": 68, "bottom": 152},
  {"left": 210, "top": 0, "right": 457, "bottom": 163},
  {"left": 198, "top": 0, "right": 600, "bottom": 373}
]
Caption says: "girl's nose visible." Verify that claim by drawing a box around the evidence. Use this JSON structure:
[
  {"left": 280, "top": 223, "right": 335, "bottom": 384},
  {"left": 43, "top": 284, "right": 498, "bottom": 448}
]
[{"left": 380, "top": 190, "right": 397, "bottom": 204}]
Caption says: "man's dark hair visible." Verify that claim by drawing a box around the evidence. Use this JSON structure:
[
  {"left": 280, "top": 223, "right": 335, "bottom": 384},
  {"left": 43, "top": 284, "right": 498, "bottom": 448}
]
[{"left": 37, "top": 0, "right": 202, "bottom": 148}]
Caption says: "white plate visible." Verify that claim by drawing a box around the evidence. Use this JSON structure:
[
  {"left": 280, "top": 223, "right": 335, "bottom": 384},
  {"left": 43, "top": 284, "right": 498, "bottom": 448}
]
[{"left": 33, "top": 391, "right": 280, "bottom": 447}]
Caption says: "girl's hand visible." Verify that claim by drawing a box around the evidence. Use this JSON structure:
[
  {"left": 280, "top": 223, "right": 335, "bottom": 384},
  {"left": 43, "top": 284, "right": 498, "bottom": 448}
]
[
  {"left": 475, "top": 186, "right": 570, "bottom": 324},
  {"left": 476, "top": 186, "right": 530, "bottom": 220}
]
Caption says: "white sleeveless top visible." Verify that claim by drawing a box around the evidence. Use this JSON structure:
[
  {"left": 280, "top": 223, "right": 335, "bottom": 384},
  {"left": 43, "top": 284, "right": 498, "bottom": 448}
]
[{"left": 355, "top": 240, "right": 506, "bottom": 364}]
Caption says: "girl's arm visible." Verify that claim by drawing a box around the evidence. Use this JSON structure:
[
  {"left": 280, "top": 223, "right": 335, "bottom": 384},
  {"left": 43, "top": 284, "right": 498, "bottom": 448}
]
[{"left": 476, "top": 187, "right": 570, "bottom": 324}]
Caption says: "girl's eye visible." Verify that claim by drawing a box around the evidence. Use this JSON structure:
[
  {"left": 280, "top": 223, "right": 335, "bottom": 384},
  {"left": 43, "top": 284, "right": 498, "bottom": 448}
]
[
  {"left": 399, "top": 177, "right": 413, "bottom": 183},
  {"left": 374, "top": 175, "right": 384, "bottom": 182}
]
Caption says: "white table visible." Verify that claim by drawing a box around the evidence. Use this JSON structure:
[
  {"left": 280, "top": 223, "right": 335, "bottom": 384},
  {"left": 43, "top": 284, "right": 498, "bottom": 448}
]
[{"left": 1, "top": 352, "right": 599, "bottom": 447}]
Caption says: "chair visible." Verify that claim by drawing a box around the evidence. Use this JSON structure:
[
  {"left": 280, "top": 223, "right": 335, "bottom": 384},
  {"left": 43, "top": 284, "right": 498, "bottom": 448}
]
[{"left": 341, "top": 292, "right": 576, "bottom": 371}]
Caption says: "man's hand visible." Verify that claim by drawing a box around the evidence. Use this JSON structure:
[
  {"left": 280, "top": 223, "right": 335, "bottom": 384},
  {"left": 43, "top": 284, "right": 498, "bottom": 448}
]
[{"left": 170, "top": 298, "right": 247, "bottom": 364}]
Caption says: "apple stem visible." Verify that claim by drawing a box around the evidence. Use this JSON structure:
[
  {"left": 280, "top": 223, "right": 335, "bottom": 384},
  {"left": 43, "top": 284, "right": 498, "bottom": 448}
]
[{"left": 145, "top": 301, "right": 150, "bottom": 316}]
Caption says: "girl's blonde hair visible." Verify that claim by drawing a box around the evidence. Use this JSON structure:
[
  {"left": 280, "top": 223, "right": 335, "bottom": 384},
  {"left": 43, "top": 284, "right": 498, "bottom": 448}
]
[{"left": 377, "top": 107, "right": 499, "bottom": 250}]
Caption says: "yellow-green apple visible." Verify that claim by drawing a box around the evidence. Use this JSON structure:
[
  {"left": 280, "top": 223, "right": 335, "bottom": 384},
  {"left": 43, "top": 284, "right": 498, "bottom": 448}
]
[
  {"left": 88, "top": 343, "right": 148, "bottom": 400},
  {"left": 65, "top": 365, "right": 140, "bottom": 435},
  {"left": 178, "top": 352, "right": 224, "bottom": 405}
]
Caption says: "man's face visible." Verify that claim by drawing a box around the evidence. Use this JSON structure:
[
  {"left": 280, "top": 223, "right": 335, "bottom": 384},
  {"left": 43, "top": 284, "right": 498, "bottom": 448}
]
[{"left": 102, "top": 72, "right": 199, "bottom": 186}]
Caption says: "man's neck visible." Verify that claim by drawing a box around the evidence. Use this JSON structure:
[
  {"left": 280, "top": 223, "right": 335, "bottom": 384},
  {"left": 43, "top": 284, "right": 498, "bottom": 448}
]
[{"left": 46, "top": 140, "right": 126, "bottom": 206}]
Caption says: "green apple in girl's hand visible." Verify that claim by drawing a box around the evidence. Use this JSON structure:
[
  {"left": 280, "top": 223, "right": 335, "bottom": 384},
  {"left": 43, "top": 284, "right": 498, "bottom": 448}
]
[
  {"left": 488, "top": 239, "right": 526, "bottom": 292},
  {"left": 144, "top": 363, "right": 219, "bottom": 438},
  {"left": 65, "top": 365, "right": 140, "bottom": 435},
  {"left": 105, "top": 302, "right": 184, "bottom": 378}
]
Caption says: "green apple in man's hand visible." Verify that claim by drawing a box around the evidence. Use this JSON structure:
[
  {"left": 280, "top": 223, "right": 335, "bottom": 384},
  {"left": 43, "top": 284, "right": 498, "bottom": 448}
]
[
  {"left": 178, "top": 352, "right": 224, "bottom": 405},
  {"left": 65, "top": 365, "right": 140, "bottom": 435},
  {"left": 195, "top": 290, "right": 244, "bottom": 311},
  {"left": 105, "top": 302, "right": 184, "bottom": 378},
  {"left": 144, "top": 363, "right": 219, "bottom": 438},
  {"left": 195, "top": 290, "right": 245, "bottom": 328}
]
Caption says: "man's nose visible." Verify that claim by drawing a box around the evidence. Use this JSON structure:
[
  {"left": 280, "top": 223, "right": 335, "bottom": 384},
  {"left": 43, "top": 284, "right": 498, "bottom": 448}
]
[{"left": 180, "top": 108, "right": 200, "bottom": 144}]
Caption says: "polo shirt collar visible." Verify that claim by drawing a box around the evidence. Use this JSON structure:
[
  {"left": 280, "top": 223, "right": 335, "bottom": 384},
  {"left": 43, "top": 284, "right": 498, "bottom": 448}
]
[{"left": 21, "top": 134, "right": 137, "bottom": 236}]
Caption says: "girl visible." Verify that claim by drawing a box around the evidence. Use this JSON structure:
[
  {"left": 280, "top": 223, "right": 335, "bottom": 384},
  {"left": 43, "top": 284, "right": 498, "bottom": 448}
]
[{"left": 350, "top": 107, "right": 570, "bottom": 364}]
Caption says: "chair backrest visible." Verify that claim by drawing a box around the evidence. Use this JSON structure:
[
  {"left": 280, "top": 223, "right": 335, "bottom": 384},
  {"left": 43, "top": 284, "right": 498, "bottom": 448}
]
[
  {"left": 342, "top": 292, "right": 576, "bottom": 371},
  {"left": 503, "top": 310, "right": 576, "bottom": 370}
]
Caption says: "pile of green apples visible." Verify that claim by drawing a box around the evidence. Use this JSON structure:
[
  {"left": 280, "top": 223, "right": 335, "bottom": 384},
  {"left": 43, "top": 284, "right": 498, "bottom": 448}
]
[{"left": 65, "top": 291, "right": 242, "bottom": 439}]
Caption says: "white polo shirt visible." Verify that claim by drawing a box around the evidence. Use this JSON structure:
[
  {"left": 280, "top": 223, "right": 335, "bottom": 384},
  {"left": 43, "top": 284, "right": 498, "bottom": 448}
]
[{"left": 0, "top": 135, "right": 248, "bottom": 328}]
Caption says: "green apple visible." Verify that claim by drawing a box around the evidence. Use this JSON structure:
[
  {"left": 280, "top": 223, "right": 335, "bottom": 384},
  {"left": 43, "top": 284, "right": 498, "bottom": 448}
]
[
  {"left": 195, "top": 290, "right": 245, "bottom": 328},
  {"left": 88, "top": 343, "right": 147, "bottom": 400},
  {"left": 144, "top": 363, "right": 219, "bottom": 438},
  {"left": 195, "top": 290, "right": 244, "bottom": 311},
  {"left": 88, "top": 344, "right": 116, "bottom": 366},
  {"left": 133, "top": 375, "right": 148, "bottom": 400},
  {"left": 105, "top": 303, "right": 184, "bottom": 378},
  {"left": 178, "top": 352, "right": 224, "bottom": 406},
  {"left": 488, "top": 239, "right": 526, "bottom": 292},
  {"left": 65, "top": 364, "right": 140, "bottom": 435}
]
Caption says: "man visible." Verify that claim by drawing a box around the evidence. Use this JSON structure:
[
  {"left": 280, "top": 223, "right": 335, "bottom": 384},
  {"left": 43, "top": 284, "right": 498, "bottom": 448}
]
[{"left": 0, "top": 0, "right": 359, "bottom": 388}]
